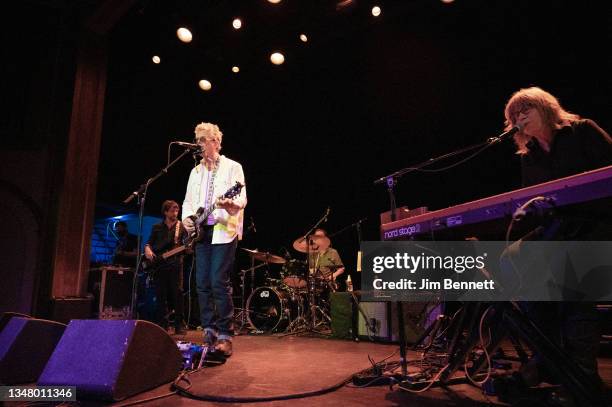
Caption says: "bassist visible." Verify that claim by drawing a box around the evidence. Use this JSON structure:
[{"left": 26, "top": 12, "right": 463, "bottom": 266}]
[{"left": 144, "top": 200, "right": 188, "bottom": 334}]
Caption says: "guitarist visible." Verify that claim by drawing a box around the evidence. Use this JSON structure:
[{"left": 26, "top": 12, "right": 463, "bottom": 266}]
[
  {"left": 182, "top": 122, "right": 247, "bottom": 357},
  {"left": 144, "top": 200, "right": 188, "bottom": 334}
]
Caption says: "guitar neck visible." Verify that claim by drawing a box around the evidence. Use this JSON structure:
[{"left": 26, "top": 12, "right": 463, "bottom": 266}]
[
  {"left": 161, "top": 245, "right": 186, "bottom": 260},
  {"left": 192, "top": 182, "right": 244, "bottom": 229},
  {"left": 195, "top": 205, "right": 215, "bottom": 227}
]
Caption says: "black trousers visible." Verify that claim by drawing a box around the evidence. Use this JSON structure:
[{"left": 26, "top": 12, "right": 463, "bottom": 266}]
[{"left": 150, "top": 262, "right": 184, "bottom": 328}]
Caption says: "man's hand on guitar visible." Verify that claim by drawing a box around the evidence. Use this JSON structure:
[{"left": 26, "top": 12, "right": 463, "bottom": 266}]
[
  {"left": 183, "top": 217, "right": 196, "bottom": 233},
  {"left": 217, "top": 197, "right": 241, "bottom": 215},
  {"left": 144, "top": 245, "right": 156, "bottom": 261}
]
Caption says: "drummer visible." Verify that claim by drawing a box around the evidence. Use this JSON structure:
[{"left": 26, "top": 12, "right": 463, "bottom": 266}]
[{"left": 307, "top": 228, "right": 345, "bottom": 285}]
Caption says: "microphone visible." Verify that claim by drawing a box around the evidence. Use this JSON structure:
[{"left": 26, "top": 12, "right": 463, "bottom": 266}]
[
  {"left": 324, "top": 207, "right": 331, "bottom": 222},
  {"left": 173, "top": 141, "right": 201, "bottom": 150},
  {"left": 488, "top": 124, "right": 522, "bottom": 144}
]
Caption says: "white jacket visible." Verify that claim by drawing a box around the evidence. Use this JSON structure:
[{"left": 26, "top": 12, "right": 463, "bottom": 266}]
[{"left": 182, "top": 155, "right": 247, "bottom": 244}]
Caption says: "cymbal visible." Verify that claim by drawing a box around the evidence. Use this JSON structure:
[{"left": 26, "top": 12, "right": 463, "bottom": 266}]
[
  {"left": 292, "top": 235, "right": 331, "bottom": 253},
  {"left": 241, "top": 248, "right": 286, "bottom": 264}
]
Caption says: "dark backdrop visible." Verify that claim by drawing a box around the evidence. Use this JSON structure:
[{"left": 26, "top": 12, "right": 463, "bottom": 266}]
[{"left": 95, "top": 0, "right": 611, "bottom": 285}]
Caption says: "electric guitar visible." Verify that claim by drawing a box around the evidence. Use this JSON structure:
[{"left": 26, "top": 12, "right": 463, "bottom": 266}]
[{"left": 185, "top": 181, "right": 244, "bottom": 245}]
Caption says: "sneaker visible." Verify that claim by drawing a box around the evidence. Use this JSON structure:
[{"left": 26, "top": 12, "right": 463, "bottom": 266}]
[
  {"left": 203, "top": 330, "right": 217, "bottom": 348},
  {"left": 216, "top": 339, "right": 233, "bottom": 356}
]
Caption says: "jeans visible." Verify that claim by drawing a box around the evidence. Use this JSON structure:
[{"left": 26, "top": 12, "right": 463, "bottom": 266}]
[{"left": 195, "top": 226, "right": 237, "bottom": 338}]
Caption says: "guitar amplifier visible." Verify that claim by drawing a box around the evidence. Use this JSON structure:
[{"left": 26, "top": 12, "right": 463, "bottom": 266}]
[
  {"left": 357, "top": 301, "right": 441, "bottom": 344},
  {"left": 88, "top": 266, "right": 134, "bottom": 319}
]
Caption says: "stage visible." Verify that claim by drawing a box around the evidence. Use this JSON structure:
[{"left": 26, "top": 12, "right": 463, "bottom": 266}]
[{"left": 113, "top": 331, "right": 612, "bottom": 407}]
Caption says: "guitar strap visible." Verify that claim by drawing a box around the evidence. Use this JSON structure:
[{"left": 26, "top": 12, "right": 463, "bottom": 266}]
[
  {"left": 174, "top": 221, "right": 181, "bottom": 245},
  {"left": 203, "top": 157, "right": 220, "bottom": 225},
  {"left": 174, "top": 221, "right": 184, "bottom": 285}
]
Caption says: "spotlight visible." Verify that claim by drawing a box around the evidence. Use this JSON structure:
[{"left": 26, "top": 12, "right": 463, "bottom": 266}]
[
  {"left": 441, "top": 0, "right": 455, "bottom": 3},
  {"left": 232, "top": 18, "right": 242, "bottom": 29},
  {"left": 270, "top": 52, "right": 285, "bottom": 65},
  {"left": 198, "top": 79, "right": 212, "bottom": 91},
  {"left": 232, "top": 66, "right": 240, "bottom": 73},
  {"left": 152, "top": 55, "right": 161, "bottom": 64},
  {"left": 371, "top": 6, "right": 381, "bottom": 17},
  {"left": 299, "top": 34, "right": 308, "bottom": 42},
  {"left": 268, "top": 0, "right": 282, "bottom": 4},
  {"left": 335, "top": 0, "right": 355, "bottom": 12},
  {"left": 177, "top": 27, "right": 193, "bottom": 43}
]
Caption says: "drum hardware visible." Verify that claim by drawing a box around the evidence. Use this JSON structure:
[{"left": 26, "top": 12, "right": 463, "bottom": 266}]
[
  {"left": 278, "top": 272, "right": 331, "bottom": 336},
  {"left": 292, "top": 235, "right": 330, "bottom": 254},
  {"left": 240, "top": 208, "right": 338, "bottom": 336},
  {"left": 309, "top": 265, "right": 342, "bottom": 326},
  {"left": 282, "top": 207, "right": 333, "bottom": 336},
  {"left": 241, "top": 248, "right": 286, "bottom": 264},
  {"left": 246, "top": 286, "right": 305, "bottom": 332},
  {"left": 236, "top": 250, "right": 271, "bottom": 333},
  {"left": 280, "top": 259, "right": 308, "bottom": 289},
  {"left": 237, "top": 248, "right": 286, "bottom": 333}
]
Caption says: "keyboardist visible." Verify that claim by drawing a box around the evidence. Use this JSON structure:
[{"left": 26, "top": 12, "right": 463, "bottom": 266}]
[
  {"left": 504, "top": 86, "right": 612, "bottom": 187},
  {"left": 502, "top": 86, "right": 612, "bottom": 397}
]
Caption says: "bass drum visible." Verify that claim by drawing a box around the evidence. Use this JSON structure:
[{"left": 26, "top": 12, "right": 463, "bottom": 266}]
[{"left": 247, "top": 286, "right": 300, "bottom": 332}]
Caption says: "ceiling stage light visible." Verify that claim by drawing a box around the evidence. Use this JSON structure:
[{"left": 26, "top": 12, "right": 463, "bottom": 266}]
[
  {"left": 371, "top": 6, "right": 381, "bottom": 17},
  {"left": 177, "top": 27, "right": 193, "bottom": 43},
  {"left": 198, "top": 80, "right": 212, "bottom": 91},
  {"left": 232, "top": 18, "right": 242, "bottom": 29},
  {"left": 152, "top": 55, "right": 161, "bottom": 64},
  {"left": 270, "top": 52, "right": 285, "bottom": 65},
  {"left": 299, "top": 34, "right": 308, "bottom": 42}
]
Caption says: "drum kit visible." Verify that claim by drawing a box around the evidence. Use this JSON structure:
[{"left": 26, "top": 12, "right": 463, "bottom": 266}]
[{"left": 237, "top": 234, "right": 340, "bottom": 334}]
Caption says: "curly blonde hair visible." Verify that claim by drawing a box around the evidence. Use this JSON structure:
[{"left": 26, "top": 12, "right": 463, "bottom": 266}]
[
  {"left": 504, "top": 87, "right": 580, "bottom": 154},
  {"left": 194, "top": 122, "right": 223, "bottom": 143}
]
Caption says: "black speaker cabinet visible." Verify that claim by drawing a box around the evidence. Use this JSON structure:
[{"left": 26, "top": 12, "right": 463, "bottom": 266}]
[{"left": 357, "top": 301, "right": 441, "bottom": 344}]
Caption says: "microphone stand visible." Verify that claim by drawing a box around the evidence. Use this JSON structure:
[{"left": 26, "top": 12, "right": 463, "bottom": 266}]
[
  {"left": 282, "top": 208, "right": 330, "bottom": 336},
  {"left": 373, "top": 129, "right": 514, "bottom": 187},
  {"left": 122, "top": 147, "right": 193, "bottom": 319},
  {"left": 372, "top": 131, "right": 510, "bottom": 379},
  {"left": 329, "top": 217, "right": 367, "bottom": 239}
]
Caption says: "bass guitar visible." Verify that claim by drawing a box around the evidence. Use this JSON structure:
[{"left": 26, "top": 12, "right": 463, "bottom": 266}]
[{"left": 142, "top": 244, "right": 189, "bottom": 272}]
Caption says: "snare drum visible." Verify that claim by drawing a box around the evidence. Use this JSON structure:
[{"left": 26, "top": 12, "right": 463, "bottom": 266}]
[
  {"left": 281, "top": 259, "right": 308, "bottom": 289},
  {"left": 247, "top": 286, "right": 302, "bottom": 332}
]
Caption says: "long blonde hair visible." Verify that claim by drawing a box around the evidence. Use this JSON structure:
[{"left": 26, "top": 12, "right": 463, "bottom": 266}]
[{"left": 504, "top": 87, "right": 580, "bottom": 154}]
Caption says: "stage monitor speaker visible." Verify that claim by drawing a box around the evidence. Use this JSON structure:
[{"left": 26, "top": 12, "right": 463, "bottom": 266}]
[
  {"left": 330, "top": 292, "right": 355, "bottom": 339},
  {"left": 0, "top": 311, "right": 31, "bottom": 333},
  {"left": 0, "top": 317, "right": 66, "bottom": 384},
  {"left": 38, "top": 319, "right": 182, "bottom": 401}
]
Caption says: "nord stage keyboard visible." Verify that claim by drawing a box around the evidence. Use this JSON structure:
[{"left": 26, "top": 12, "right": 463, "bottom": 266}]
[{"left": 381, "top": 165, "right": 612, "bottom": 241}]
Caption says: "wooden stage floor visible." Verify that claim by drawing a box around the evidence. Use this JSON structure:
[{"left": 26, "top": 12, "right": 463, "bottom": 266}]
[{"left": 112, "top": 330, "right": 612, "bottom": 407}]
